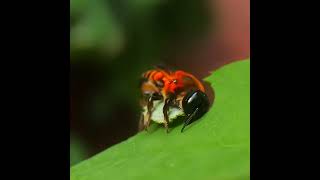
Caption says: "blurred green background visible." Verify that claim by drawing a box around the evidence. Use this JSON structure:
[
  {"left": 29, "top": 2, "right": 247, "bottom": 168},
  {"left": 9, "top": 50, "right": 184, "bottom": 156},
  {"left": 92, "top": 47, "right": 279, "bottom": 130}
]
[{"left": 70, "top": 0, "right": 250, "bottom": 166}]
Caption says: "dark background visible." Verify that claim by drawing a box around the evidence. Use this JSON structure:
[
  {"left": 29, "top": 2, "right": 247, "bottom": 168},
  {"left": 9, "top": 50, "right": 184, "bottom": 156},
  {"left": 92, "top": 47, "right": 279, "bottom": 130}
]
[{"left": 70, "top": 0, "right": 249, "bottom": 166}]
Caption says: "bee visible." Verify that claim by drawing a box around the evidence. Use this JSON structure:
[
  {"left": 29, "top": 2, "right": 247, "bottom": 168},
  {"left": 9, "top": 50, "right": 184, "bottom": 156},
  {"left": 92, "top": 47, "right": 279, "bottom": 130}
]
[{"left": 139, "top": 67, "right": 210, "bottom": 133}]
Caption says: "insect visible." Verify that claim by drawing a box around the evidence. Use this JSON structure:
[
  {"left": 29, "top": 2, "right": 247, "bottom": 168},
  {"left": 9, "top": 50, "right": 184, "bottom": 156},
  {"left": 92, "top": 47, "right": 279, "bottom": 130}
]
[{"left": 139, "top": 67, "right": 210, "bottom": 133}]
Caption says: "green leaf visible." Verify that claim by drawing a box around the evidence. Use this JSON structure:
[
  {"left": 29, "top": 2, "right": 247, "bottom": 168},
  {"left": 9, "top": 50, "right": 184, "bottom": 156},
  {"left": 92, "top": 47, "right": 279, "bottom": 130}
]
[{"left": 70, "top": 59, "right": 250, "bottom": 180}]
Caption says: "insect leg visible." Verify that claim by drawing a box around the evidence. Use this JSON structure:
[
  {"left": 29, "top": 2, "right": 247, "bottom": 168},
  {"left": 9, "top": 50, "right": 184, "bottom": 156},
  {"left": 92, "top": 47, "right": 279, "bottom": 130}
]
[
  {"left": 163, "top": 96, "right": 174, "bottom": 133},
  {"left": 144, "top": 93, "right": 163, "bottom": 131},
  {"left": 138, "top": 113, "right": 145, "bottom": 131},
  {"left": 144, "top": 96, "right": 154, "bottom": 131}
]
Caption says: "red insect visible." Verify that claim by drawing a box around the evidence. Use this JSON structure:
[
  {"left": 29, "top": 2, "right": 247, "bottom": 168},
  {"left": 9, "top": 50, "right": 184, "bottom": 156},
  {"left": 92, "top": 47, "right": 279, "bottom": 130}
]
[{"left": 139, "top": 67, "right": 210, "bottom": 133}]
